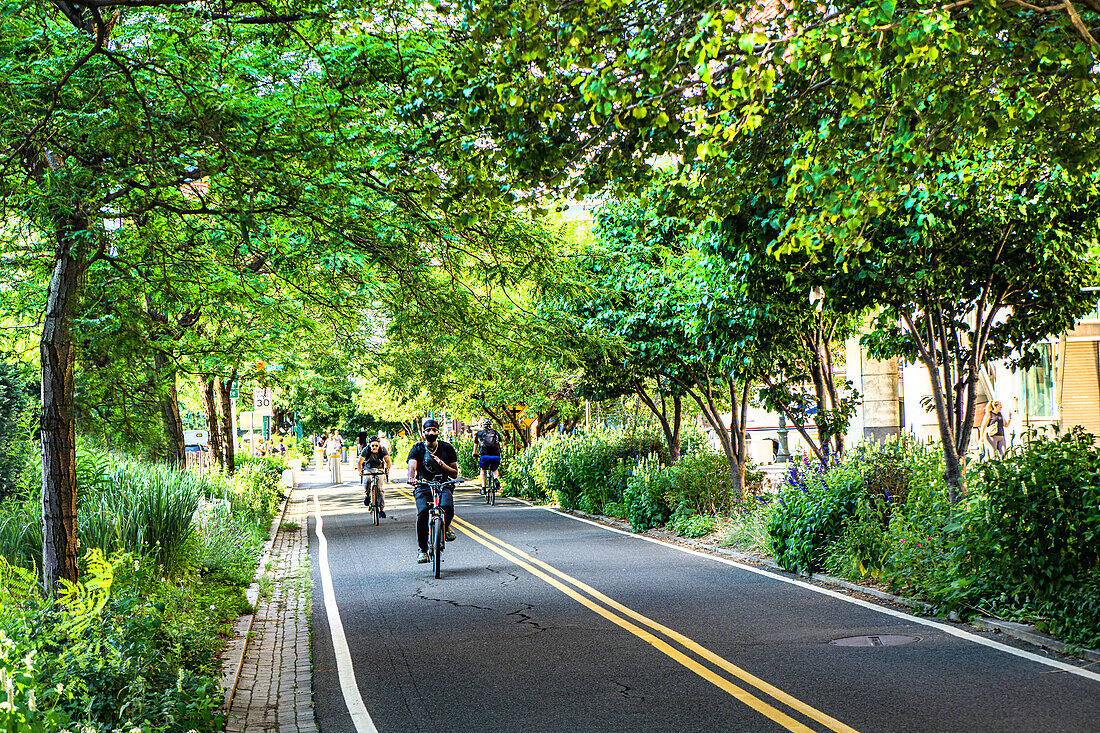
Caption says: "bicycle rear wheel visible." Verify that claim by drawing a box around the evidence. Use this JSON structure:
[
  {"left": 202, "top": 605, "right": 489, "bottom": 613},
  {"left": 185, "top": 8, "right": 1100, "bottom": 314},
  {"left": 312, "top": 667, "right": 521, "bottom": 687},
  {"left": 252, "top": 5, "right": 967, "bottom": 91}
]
[
  {"left": 490, "top": 476, "right": 498, "bottom": 506},
  {"left": 431, "top": 516, "right": 443, "bottom": 578}
]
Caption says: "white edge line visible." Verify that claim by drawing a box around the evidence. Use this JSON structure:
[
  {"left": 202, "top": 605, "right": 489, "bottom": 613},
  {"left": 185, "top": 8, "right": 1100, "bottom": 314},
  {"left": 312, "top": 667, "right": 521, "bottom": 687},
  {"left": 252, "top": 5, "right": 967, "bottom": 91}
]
[
  {"left": 509, "top": 496, "right": 1100, "bottom": 684},
  {"left": 313, "top": 489, "right": 380, "bottom": 732}
]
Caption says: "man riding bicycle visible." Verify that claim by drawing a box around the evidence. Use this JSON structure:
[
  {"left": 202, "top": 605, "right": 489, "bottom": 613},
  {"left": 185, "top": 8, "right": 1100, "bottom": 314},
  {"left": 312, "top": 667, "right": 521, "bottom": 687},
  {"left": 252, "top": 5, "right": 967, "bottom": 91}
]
[
  {"left": 472, "top": 418, "right": 502, "bottom": 494},
  {"left": 407, "top": 418, "right": 459, "bottom": 564},
  {"left": 357, "top": 435, "right": 391, "bottom": 517}
]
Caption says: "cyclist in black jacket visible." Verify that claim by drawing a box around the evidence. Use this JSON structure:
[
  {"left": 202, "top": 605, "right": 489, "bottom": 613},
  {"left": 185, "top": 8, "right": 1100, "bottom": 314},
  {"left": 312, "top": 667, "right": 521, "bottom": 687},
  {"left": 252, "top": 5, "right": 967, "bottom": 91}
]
[{"left": 407, "top": 418, "right": 459, "bottom": 563}]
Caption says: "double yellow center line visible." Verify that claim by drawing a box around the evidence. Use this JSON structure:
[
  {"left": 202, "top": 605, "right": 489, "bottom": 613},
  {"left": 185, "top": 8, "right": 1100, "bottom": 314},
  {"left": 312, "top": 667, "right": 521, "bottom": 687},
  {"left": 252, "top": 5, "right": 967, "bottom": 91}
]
[{"left": 394, "top": 485, "right": 857, "bottom": 733}]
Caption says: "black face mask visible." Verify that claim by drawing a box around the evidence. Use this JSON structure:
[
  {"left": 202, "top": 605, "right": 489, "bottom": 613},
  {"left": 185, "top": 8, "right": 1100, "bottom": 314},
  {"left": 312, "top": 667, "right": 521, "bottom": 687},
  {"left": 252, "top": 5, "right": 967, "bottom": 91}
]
[{"left": 424, "top": 433, "right": 438, "bottom": 444}]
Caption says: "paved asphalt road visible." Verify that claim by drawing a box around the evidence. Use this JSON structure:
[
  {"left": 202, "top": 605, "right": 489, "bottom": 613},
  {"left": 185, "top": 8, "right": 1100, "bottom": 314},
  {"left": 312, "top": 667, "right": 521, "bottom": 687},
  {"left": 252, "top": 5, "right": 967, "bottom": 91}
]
[{"left": 309, "top": 475, "right": 1100, "bottom": 733}]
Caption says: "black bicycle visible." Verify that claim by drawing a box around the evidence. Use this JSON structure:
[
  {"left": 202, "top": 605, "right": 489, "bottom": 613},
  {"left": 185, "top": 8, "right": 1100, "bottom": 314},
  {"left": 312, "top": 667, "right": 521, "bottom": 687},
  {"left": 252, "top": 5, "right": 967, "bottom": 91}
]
[
  {"left": 484, "top": 471, "right": 499, "bottom": 505},
  {"left": 361, "top": 468, "right": 385, "bottom": 525},
  {"left": 478, "top": 457, "right": 501, "bottom": 505},
  {"left": 413, "top": 477, "right": 461, "bottom": 578}
]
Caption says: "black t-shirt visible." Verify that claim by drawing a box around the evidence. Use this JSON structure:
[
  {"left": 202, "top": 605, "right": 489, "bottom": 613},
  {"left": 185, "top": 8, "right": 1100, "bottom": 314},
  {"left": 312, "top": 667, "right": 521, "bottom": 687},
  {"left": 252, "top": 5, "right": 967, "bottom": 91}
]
[
  {"left": 474, "top": 428, "right": 502, "bottom": 456},
  {"left": 406, "top": 440, "right": 458, "bottom": 481},
  {"left": 359, "top": 446, "right": 389, "bottom": 469},
  {"left": 356, "top": 431, "right": 371, "bottom": 449}
]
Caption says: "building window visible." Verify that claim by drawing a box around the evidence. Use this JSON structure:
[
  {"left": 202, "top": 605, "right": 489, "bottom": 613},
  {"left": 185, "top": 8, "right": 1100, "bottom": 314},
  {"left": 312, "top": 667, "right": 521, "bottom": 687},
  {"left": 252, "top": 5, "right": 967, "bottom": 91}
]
[{"left": 1022, "top": 343, "right": 1055, "bottom": 419}]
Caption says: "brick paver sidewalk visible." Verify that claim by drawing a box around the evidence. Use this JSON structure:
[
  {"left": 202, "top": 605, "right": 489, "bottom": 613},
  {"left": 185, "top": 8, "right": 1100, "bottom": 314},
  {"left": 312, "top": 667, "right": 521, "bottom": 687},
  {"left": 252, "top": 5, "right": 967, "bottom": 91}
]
[{"left": 225, "top": 483, "right": 316, "bottom": 732}]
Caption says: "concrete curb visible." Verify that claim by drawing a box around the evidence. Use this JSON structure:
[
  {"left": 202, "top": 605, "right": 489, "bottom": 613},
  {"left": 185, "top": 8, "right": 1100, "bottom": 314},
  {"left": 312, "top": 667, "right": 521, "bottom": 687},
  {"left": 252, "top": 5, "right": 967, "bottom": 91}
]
[
  {"left": 219, "top": 480, "right": 295, "bottom": 713},
  {"left": 563, "top": 508, "right": 1098, "bottom": 664},
  {"left": 973, "top": 618, "right": 1100, "bottom": 664}
]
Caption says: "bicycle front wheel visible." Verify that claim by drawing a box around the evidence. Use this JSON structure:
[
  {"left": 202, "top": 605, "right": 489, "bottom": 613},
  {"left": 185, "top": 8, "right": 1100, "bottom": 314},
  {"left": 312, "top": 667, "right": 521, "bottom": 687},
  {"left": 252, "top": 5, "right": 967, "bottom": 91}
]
[
  {"left": 431, "top": 516, "right": 443, "bottom": 578},
  {"left": 372, "top": 478, "right": 381, "bottom": 525}
]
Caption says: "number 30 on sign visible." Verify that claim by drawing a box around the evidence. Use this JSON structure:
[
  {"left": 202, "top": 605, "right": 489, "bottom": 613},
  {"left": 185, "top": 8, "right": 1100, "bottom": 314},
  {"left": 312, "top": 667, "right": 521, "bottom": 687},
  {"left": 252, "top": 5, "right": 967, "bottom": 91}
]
[{"left": 252, "top": 388, "right": 274, "bottom": 415}]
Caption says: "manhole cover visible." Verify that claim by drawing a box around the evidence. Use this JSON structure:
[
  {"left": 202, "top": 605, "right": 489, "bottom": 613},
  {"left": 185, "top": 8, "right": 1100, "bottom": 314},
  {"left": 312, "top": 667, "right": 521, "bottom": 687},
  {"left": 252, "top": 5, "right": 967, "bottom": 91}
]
[{"left": 830, "top": 635, "right": 921, "bottom": 647}]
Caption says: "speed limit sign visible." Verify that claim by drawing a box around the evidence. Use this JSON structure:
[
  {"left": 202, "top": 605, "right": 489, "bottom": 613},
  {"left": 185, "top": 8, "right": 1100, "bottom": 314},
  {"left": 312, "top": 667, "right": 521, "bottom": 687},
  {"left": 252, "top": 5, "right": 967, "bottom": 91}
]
[{"left": 252, "top": 388, "right": 274, "bottom": 415}]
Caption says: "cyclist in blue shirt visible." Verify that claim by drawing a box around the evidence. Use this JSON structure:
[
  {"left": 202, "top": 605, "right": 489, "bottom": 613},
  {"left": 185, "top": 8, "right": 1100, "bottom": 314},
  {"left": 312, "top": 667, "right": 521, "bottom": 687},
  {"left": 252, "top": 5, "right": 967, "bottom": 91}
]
[{"left": 407, "top": 418, "right": 459, "bottom": 563}]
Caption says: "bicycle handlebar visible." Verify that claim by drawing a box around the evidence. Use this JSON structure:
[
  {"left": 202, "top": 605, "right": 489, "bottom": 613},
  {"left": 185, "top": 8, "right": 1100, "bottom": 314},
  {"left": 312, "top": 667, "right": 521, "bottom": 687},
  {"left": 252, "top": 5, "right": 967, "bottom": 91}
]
[{"left": 410, "top": 477, "right": 462, "bottom": 488}]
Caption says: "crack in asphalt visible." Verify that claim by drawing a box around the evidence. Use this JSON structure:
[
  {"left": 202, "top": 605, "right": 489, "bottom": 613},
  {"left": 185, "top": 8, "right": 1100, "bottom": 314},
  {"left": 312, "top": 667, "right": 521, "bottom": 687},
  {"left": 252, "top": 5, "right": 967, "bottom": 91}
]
[
  {"left": 507, "top": 604, "right": 549, "bottom": 634},
  {"left": 486, "top": 566, "right": 520, "bottom": 585},
  {"left": 610, "top": 679, "right": 645, "bottom": 701},
  {"left": 412, "top": 588, "right": 493, "bottom": 611}
]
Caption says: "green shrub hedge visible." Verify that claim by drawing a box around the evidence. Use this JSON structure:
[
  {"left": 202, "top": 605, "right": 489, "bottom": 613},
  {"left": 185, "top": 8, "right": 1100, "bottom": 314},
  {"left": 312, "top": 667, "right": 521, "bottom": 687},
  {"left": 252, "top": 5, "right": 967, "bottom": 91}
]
[
  {"left": 954, "top": 428, "right": 1100, "bottom": 647},
  {"left": 501, "top": 428, "right": 666, "bottom": 512}
]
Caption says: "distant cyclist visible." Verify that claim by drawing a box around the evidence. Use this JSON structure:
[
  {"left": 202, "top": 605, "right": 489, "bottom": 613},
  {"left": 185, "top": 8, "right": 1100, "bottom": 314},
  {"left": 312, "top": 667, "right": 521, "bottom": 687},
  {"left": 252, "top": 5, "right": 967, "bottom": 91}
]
[
  {"left": 406, "top": 418, "right": 459, "bottom": 563},
  {"left": 357, "top": 435, "right": 391, "bottom": 516},
  {"left": 472, "top": 418, "right": 502, "bottom": 494}
]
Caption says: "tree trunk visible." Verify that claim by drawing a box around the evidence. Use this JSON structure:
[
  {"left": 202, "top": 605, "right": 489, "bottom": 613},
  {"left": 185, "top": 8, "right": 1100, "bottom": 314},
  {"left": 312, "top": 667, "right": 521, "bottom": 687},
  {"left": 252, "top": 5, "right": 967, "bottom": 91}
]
[
  {"left": 494, "top": 403, "right": 529, "bottom": 449},
  {"left": 40, "top": 248, "right": 81, "bottom": 592},
  {"left": 682, "top": 375, "right": 744, "bottom": 494},
  {"left": 153, "top": 348, "right": 185, "bottom": 465},
  {"left": 215, "top": 372, "right": 236, "bottom": 473},
  {"left": 634, "top": 380, "right": 682, "bottom": 462},
  {"left": 198, "top": 374, "right": 223, "bottom": 470}
]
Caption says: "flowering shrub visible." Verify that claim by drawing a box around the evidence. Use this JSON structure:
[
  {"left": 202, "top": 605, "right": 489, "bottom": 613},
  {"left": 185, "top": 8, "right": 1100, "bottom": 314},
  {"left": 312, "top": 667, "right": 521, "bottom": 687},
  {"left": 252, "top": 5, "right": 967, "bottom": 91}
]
[{"left": 768, "top": 453, "right": 863, "bottom": 573}]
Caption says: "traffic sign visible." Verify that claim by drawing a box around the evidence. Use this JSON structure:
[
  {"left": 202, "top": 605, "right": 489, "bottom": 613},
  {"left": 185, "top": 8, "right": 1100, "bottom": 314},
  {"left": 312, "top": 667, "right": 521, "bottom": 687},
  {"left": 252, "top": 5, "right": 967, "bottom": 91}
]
[
  {"left": 503, "top": 405, "right": 536, "bottom": 430},
  {"left": 252, "top": 388, "right": 274, "bottom": 416},
  {"left": 229, "top": 379, "right": 239, "bottom": 400}
]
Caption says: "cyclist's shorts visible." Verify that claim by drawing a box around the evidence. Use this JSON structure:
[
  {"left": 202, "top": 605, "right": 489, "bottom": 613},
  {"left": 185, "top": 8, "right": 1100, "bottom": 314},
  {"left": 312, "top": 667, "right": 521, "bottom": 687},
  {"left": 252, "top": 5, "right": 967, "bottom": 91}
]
[{"left": 478, "top": 455, "right": 501, "bottom": 471}]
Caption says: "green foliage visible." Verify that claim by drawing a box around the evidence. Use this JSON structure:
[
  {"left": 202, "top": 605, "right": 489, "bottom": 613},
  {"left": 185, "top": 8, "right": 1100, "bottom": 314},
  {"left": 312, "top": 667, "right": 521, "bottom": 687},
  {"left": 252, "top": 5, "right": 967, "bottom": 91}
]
[
  {"left": 224, "top": 464, "right": 284, "bottom": 529},
  {"left": 667, "top": 509, "right": 717, "bottom": 539},
  {"left": 81, "top": 459, "right": 206, "bottom": 577},
  {"left": 453, "top": 0, "right": 1099, "bottom": 261},
  {"left": 235, "top": 454, "right": 288, "bottom": 478},
  {"left": 0, "top": 360, "right": 35, "bottom": 502},
  {"left": 0, "top": 551, "right": 232, "bottom": 731},
  {"left": 1036, "top": 570, "right": 1100, "bottom": 649},
  {"left": 2, "top": 455, "right": 206, "bottom": 575},
  {"left": 773, "top": 433, "right": 1100, "bottom": 648},
  {"left": 768, "top": 456, "right": 863, "bottom": 574},
  {"left": 948, "top": 428, "right": 1100, "bottom": 643},
  {"left": 622, "top": 460, "right": 673, "bottom": 533},
  {"left": 502, "top": 440, "right": 547, "bottom": 501},
  {"left": 194, "top": 501, "right": 266, "bottom": 587},
  {"left": 452, "top": 436, "right": 481, "bottom": 479},
  {"left": 501, "top": 430, "right": 664, "bottom": 512},
  {"left": 716, "top": 502, "right": 775, "bottom": 556}
]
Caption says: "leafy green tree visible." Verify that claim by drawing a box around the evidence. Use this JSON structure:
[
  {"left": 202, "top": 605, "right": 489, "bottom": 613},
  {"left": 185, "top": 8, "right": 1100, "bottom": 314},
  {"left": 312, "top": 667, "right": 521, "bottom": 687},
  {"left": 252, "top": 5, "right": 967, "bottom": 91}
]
[
  {"left": 567, "top": 199, "right": 773, "bottom": 492},
  {"left": 697, "top": 208, "right": 863, "bottom": 461},
  {"left": 446, "top": 0, "right": 1099, "bottom": 257},
  {"left": 1, "top": 0, "right": 563, "bottom": 587},
  {"left": 838, "top": 167, "right": 1100, "bottom": 501}
]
